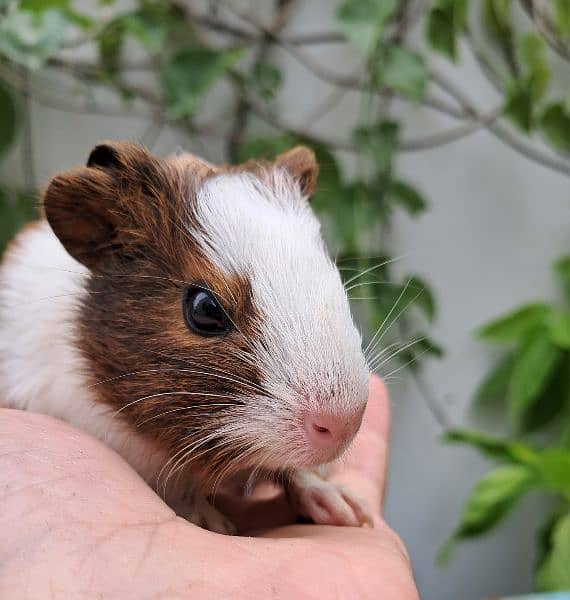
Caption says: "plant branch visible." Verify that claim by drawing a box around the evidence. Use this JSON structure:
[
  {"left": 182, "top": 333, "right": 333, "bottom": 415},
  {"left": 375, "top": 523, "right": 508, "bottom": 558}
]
[
  {"left": 237, "top": 83, "right": 502, "bottom": 153},
  {"left": 429, "top": 67, "right": 570, "bottom": 176},
  {"left": 174, "top": 4, "right": 346, "bottom": 45},
  {"left": 217, "top": 1, "right": 469, "bottom": 121},
  {"left": 518, "top": 0, "right": 570, "bottom": 61}
]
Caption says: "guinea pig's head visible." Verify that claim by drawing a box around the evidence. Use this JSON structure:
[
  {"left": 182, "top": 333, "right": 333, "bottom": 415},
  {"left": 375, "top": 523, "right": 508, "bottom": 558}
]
[{"left": 43, "top": 141, "right": 369, "bottom": 483}]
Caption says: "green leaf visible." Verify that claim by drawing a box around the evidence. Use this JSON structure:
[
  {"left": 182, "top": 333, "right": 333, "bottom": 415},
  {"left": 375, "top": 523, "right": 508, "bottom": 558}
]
[
  {"left": 539, "top": 102, "right": 570, "bottom": 153},
  {"left": 0, "top": 9, "right": 69, "bottom": 70},
  {"left": 483, "top": 0, "right": 513, "bottom": 44},
  {"left": 536, "top": 506, "right": 567, "bottom": 574},
  {"left": 475, "top": 352, "right": 516, "bottom": 404},
  {"left": 98, "top": 18, "right": 126, "bottom": 73},
  {"left": 426, "top": 0, "right": 468, "bottom": 61},
  {"left": 124, "top": 15, "right": 166, "bottom": 53},
  {"left": 504, "top": 33, "right": 550, "bottom": 131},
  {"left": 345, "top": 178, "right": 392, "bottom": 227},
  {"left": 504, "top": 79, "right": 535, "bottom": 132},
  {"left": 388, "top": 179, "right": 427, "bottom": 216},
  {"left": 520, "top": 357, "right": 570, "bottom": 433},
  {"left": 555, "top": 255, "right": 570, "bottom": 302},
  {"left": 99, "top": 5, "right": 176, "bottom": 72},
  {"left": 249, "top": 62, "right": 283, "bottom": 100},
  {"left": 508, "top": 330, "right": 563, "bottom": 428},
  {"left": 443, "top": 429, "right": 539, "bottom": 465},
  {"left": 426, "top": 8, "right": 455, "bottom": 60},
  {"left": 373, "top": 44, "right": 427, "bottom": 101},
  {"left": 449, "top": 464, "right": 535, "bottom": 543},
  {"left": 61, "top": 7, "right": 95, "bottom": 30},
  {"left": 162, "top": 48, "right": 243, "bottom": 119},
  {"left": 536, "top": 512, "right": 570, "bottom": 591},
  {"left": 477, "top": 303, "right": 552, "bottom": 343},
  {"left": 519, "top": 32, "right": 550, "bottom": 101},
  {"left": 554, "top": 0, "right": 570, "bottom": 35},
  {"left": 336, "top": 0, "right": 398, "bottom": 56},
  {"left": 535, "top": 450, "right": 570, "bottom": 498},
  {"left": 0, "top": 188, "right": 37, "bottom": 254},
  {"left": 307, "top": 143, "right": 344, "bottom": 207},
  {"left": 20, "top": 0, "right": 70, "bottom": 11},
  {"left": 353, "top": 120, "right": 399, "bottom": 172},
  {"left": 548, "top": 311, "right": 570, "bottom": 348},
  {"left": 0, "top": 81, "right": 18, "bottom": 159}
]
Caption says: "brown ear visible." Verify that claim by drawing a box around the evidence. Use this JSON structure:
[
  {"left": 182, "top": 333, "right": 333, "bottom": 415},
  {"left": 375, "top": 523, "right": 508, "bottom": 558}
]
[
  {"left": 43, "top": 141, "right": 162, "bottom": 270},
  {"left": 275, "top": 146, "right": 319, "bottom": 198}
]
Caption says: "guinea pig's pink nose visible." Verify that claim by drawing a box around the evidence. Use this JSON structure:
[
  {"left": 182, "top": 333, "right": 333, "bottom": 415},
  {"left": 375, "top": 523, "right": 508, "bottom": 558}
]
[{"left": 303, "top": 411, "right": 362, "bottom": 454}]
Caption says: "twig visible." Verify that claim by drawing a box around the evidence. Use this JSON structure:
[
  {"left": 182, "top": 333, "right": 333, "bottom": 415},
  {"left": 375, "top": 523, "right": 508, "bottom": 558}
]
[
  {"left": 395, "top": 319, "right": 450, "bottom": 430},
  {"left": 190, "top": 11, "right": 346, "bottom": 45},
  {"left": 400, "top": 109, "right": 501, "bottom": 151},
  {"left": 0, "top": 64, "right": 157, "bottom": 119},
  {"left": 518, "top": 0, "right": 570, "bottom": 61},
  {"left": 410, "top": 367, "right": 450, "bottom": 430},
  {"left": 429, "top": 67, "right": 570, "bottom": 176},
  {"left": 241, "top": 86, "right": 502, "bottom": 153},
  {"left": 302, "top": 87, "right": 347, "bottom": 128}
]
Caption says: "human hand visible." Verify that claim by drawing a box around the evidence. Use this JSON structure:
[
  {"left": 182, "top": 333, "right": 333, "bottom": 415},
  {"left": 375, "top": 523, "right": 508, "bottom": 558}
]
[{"left": 0, "top": 375, "right": 418, "bottom": 599}]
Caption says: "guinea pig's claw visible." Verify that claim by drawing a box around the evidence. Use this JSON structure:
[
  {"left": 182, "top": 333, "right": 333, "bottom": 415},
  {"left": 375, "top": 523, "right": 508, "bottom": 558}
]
[
  {"left": 288, "top": 470, "right": 374, "bottom": 528},
  {"left": 178, "top": 495, "right": 237, "bottom": 535}
]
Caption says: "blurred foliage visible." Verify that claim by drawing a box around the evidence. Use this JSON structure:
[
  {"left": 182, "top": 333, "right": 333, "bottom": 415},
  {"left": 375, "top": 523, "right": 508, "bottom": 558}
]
[
  {"left": 0, "top": 0, "right": 569, "bottom": 589},
  {"left": 443, "top": 257, "right": 570, "bottom": 591}
]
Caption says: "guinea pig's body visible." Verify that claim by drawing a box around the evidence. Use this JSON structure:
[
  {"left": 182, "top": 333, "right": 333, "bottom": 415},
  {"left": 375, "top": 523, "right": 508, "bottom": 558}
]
[{"left": 0, "top": 143, "right": 372, "bottom": 533}]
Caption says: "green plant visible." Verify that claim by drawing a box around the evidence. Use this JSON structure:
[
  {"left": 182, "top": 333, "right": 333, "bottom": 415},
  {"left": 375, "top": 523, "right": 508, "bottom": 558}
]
[{"left": 443, "top": 255, "right": 570, "bottom": 591}]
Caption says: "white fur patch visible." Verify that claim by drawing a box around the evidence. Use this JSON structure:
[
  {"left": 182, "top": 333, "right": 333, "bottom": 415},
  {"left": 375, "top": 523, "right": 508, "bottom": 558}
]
[
  {"left": 193, "top": 170, "right": 369, "bottom": 466},
  {"left": 0, "top": 222, "right": 166, "bottom": 484}
]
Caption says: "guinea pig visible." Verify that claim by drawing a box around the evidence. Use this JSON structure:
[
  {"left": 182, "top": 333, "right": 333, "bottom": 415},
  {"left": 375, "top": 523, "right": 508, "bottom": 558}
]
[{"left": 0, "top": 142, "right": 372, "bottom": 534}]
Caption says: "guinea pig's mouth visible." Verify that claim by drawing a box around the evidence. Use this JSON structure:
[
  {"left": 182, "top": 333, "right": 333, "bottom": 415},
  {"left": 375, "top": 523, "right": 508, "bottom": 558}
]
[
  {"left": 204, "top": 393, "right": 367, "bottom": 473},
  {"left": 244, "top": 406, "right": 365, "bottom": 470}
]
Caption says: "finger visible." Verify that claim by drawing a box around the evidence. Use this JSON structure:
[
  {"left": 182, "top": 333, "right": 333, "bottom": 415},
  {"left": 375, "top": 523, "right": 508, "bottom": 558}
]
[{"left": 328, "top": 375, "right": 391, "bottom": 515}]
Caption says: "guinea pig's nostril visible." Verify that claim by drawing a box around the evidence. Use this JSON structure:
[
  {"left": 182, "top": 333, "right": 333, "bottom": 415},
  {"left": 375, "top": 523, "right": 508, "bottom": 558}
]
[
  {"left": 302, "top": 409, "right": 363, "bottom": 457},
  {"left": 312, "top": 423, "right": 331, "bottom": 435},
  {"left": 303, "top": 414, "right": 339, "bottom": 450}
]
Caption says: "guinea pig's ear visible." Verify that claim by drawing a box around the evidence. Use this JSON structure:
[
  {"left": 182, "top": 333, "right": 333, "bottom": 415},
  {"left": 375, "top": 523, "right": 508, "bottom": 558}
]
[
  {"left": 43, "top": 141, "right": 159, "bottom": 270},
  {"left": 275, "top": 146, "right": 319, "bottom": 198}
]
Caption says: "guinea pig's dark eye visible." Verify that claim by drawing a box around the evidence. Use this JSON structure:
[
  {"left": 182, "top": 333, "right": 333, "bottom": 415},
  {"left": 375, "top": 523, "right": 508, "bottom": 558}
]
[{"left": 183, "top": 286, "right": 229, "bottom": 337}]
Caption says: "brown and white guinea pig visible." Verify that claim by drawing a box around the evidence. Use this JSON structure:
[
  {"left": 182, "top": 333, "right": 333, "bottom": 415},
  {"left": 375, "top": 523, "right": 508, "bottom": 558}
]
[{"left": 0, "top": 141, "right": 373, "bottom": 534}]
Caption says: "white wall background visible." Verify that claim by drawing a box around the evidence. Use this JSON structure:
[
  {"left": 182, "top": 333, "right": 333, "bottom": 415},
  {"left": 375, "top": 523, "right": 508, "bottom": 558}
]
[{"left": 1, "top": 2, "right": 569, "bottom": 599}]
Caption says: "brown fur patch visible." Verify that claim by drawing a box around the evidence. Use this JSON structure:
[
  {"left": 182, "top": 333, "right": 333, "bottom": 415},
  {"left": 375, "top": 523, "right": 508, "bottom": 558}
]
[{"left": 43, "top": 142, "right": 269, "bottom": 491}]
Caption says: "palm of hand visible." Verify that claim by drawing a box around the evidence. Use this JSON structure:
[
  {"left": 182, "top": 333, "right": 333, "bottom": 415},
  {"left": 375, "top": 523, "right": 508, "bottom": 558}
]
[{"left": 0, "top": 377, "right": 418, "bottom": 599}]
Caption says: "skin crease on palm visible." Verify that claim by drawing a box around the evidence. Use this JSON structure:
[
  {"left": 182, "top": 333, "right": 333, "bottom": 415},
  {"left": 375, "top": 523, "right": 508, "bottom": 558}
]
[{"left": 0, "top": 375, "right": 419, "bottom": 600}]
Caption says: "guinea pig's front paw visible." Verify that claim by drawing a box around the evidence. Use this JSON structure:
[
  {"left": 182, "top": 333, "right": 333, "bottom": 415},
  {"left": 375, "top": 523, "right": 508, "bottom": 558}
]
[
  {"left": 288, "top": 469, "right": 374, "bottom": 528},
  {"left": 177, "top": 495, "right": 237, "bottom": 535}
]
